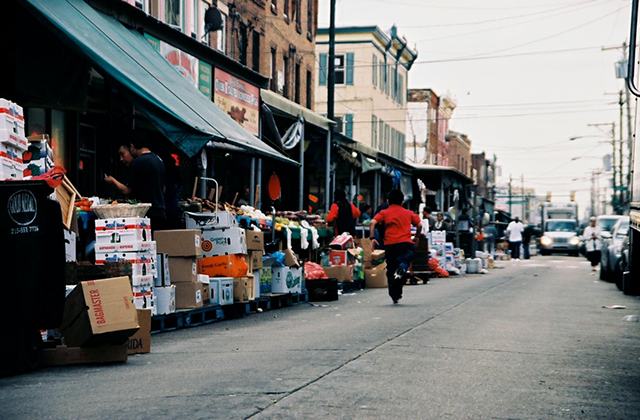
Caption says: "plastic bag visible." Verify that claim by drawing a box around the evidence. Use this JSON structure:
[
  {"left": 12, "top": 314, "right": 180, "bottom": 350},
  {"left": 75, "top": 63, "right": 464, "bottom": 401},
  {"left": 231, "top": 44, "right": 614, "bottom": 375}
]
[{"left": 305, "top": 262, "right": 328, "bottom": 279}]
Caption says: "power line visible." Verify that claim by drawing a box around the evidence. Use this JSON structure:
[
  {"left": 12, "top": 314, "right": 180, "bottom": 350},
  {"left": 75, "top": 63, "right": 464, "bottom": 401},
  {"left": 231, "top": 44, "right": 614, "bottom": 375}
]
[{"left": 342, "top": 0, "right": 604, "bottom": 10}]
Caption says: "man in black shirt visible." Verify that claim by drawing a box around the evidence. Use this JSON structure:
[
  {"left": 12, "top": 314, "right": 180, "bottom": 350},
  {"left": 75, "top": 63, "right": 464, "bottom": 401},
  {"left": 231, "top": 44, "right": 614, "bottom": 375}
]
[{"left": 105, "top": 133, "right": 167, "bottom": 231}]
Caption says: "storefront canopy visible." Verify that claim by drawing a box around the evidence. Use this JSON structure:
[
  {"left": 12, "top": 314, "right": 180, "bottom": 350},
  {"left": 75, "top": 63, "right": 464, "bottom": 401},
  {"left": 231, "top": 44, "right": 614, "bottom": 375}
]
[
  {"left": 261, "top": 89, "right": 335, "bottom": 131},
  {"left": 20, "top": 0, "right": 297, "bottom": 164}
]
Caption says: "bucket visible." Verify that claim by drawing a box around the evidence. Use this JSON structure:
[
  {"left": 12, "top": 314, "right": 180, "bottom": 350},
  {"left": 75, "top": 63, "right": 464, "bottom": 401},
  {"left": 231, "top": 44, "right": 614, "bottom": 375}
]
[{"left": 466, "top": 258, "right": 480, "bottom": 274}]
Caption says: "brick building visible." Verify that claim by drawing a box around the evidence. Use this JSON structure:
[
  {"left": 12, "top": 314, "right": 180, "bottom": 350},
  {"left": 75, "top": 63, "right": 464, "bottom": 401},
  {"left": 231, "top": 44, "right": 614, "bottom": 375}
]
[
  {"left": 206, "top": 0, "right": 318, "bottom": 109},
  {"left": 447, "top": 130, "right": 471, "bottom": 177},
  {"left": 406, "top": 88, "right": 455, "bottom": 165}
]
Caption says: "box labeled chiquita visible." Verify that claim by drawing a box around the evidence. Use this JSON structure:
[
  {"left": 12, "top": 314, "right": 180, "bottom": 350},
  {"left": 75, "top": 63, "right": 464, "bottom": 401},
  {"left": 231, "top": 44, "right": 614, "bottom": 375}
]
[{"left": 60, "top": 277, "right": 140, "bottom": 347}]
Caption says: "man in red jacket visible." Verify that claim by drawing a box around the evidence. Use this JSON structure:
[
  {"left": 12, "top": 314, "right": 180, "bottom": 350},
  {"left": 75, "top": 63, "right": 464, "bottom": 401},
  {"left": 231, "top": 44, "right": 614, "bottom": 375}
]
[{"left": 370, "top": 190, "right": 421, "bottom": 304}]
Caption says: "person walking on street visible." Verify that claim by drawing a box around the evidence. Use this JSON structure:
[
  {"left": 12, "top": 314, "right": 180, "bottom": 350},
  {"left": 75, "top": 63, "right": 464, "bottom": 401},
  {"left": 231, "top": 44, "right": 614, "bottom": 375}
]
[
  {"left": 582, "top": 216, "right": 602, "bottom": 272},
  {"left": 484, "top": 222, "right": 498, "bottom": 254},
  {"left": 370, "top": 190, "right": 422, "bottom": 304},
  {"left": 506, "top": 217, "right": 525, "bottom": 260},
  {"left": 326, "top": 189, "right": 360, "bottom": 237}
]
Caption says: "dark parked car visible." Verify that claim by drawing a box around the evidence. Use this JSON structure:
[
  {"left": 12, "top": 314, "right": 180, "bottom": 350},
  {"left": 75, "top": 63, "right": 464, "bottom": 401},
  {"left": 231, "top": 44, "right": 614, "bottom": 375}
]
[{"left": 600, "top": 216, "right": 630, "bottom": 282}]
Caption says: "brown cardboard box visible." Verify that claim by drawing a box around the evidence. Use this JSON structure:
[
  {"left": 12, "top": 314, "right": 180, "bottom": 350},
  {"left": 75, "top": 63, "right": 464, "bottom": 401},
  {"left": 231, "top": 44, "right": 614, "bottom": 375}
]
[
  {"left": 322, "top": 265, "right": 353, "bottom": 283},
  {"left": 168, "top": 256, "right": 198, "bottom": 283},
  {"left": 126, "top": 309, "right": 151, "bottom": 355},
  {"left": 284, "top": 249, "right": 300, "bottom": 267},
  {"left": 60, "top": 277, "right": 140, "bottom": 347},
  {"left": 365, "top": 262, "right": 388, "bottom": 288},
  {"left": 201, "top": 283, "right": 210, "bottom": 304},
  {"left": 175, "top": 282, "right": 203, "bottom": 309},
  {"left": 249, "top": 251, "right": 263, "bottom": 270},
  {"left": 371, "top": 250, "right": 386, "bottom": 263},
  {"left": 154, "top": 230, "right": 202, "bottom": 256},
  {"left": 355, "top": 238, "right": 373, "bottom": 263},
  {"left": 43, "top": 345, "right": 128, "bottom": 366},
  {"left": 233, "top": 276, "right": 255, "bottom": 302},
  {"left": 245, "top": 230, "right": 264, "bottom": 251}
]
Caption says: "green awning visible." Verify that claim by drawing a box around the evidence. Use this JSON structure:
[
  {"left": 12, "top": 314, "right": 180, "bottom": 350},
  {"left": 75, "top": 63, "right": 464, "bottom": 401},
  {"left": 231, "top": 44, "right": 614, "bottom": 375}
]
[{"left": 20, "top": 0, "right": 297, "bottom": 164}]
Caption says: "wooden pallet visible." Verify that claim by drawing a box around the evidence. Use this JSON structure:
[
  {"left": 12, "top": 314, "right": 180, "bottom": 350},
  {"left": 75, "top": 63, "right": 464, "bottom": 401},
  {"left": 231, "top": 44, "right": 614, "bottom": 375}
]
[{"left": 151, "top": 304, "right": 225, "bottom": 333}]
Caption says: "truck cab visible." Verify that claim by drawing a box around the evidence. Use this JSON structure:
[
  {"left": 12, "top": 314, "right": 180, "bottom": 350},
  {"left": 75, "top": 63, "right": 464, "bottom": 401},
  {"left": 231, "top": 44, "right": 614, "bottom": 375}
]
[{"left": 539, "top": 219, "right": 581, "bottom": 256}]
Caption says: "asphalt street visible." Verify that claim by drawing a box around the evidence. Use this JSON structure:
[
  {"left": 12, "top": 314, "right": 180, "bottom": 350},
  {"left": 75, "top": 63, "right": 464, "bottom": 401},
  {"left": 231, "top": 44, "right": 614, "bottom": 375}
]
[{"left": 2, "top": 255, "right": 639, "bottom": 419}]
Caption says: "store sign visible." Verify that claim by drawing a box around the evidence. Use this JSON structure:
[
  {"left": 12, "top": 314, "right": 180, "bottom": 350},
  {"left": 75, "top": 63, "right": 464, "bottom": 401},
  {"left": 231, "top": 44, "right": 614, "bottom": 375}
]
[
  {"left": 213, "top": 69, "right": 260, "bottom": 136},
  {"left": 198, "top": 62, "right": 212, "bottom": 99}
]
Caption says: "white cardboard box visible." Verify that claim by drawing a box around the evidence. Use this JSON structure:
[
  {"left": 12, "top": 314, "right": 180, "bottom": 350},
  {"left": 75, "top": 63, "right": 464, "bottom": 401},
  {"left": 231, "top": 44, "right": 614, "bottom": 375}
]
[
  {"left": 94, "top": 240, "right": 155, "bottom": 253},
  {"left": 96, "top": 252, "right": 157, "bottom": 277},
  {"left": 271, "top": 266, "right": 302, "bottom": 294},
  {"left": 95, "top": 228, "right": 152, "bottom": 244},
  {"left": 131, "top": 274, "right": 154, "bottom": 287},
  {"left": 132, "top": 285, "right": 156, "bottom": 315},
  {"left": 201, "top": 227, "right": 247, "bottom": 257},
  {"left": 219, "top": 278, "right": 234, "bottom": 306},
  {"left": 208, "top": 278, "right": 221, "bottom": 306},
  {"left": 64, "top": 229, "right": 76, "bottom": 262},
  {"left": 153, "top": 253, "right": 171, "bottom": 287},
  {"left": 95, "top": 217, "right": 151, "bottom": 232},
  {"left": 252, "top": 270, "right": 261, "bottom": 299},
  {"left": 184, "top": 210, "right": 238, "bottom": 230},
  {"left": 155, "top": 285, "right": 176, "bottom": 315},
  {"left": 431, "top": 231, "right": 446, "bottom": 245}
]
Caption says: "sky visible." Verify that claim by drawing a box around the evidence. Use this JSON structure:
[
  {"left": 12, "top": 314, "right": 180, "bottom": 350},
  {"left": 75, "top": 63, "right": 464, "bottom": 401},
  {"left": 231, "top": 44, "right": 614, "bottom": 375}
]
[{"left": 318, "top": 0, "right": 634, "bottom": 218}]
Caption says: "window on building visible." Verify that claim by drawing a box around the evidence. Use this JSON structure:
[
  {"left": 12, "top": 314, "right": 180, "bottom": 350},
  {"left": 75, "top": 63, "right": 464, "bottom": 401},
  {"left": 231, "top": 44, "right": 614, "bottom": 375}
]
[
  {"left": 283, "top": 55, "right": 290, "bottom": 98},
  {"left": 199, "top": 1, "right": 209, "bottom": 45},
  {"left": 372, "top": 55, "right": 378, "bottom": 88},
  {"left": 307, "top": 0, "right": 313, "bottom": 37},
  {"left": 344, "top": 114, "right": 353, "bottom": 138},
  {"left": 306, "top": 70, "right": 312, "bottom": 109},
  {"left": 252, "top": 32, "right": 260, "bottom": 72},
  {"left": 397, "top": 74, "right": 404, "bottom": 105},
  {"left": 378, "top": 119, "right": 384, "bottom": 151},
  {"left": 164, "top": 0, "right": 181, "bottom": 29},
  {"left": 189, "top": 0, "right": 198, "bottom": 39},
  {"left": 284, "top": 0, "right": 289, "bottom": 19},
  {"left": 384, "top": 124, "right": 390, "bottom": 153},
  {"left": 334, "top": 54, "right": 345, "bottom": 85},
  {"left": 238, "top": 24, "right": 248, "bottom": 65},
  {"left": 217, "top": 12, "right": 227, "bottom": 53},
  {"left": 371, "top": 115, "right": 378, "bottom": 148},
  {"left": 295, "top": 62, "right": 301, "bottom": 104},
  {"left": 319, "top": 53, "right": 327, "bottom": 86},
  {"left": 294, "top": 0, "right": 302, "bottom": 31},
  {"left": 270, "top": 48, "right": 277, "bottom": 91}
]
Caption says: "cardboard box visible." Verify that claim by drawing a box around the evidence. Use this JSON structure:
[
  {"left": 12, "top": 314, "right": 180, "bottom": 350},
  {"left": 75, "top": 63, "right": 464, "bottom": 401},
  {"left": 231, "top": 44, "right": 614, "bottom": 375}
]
[
  {"left": 153, "top": 253, "right": 171, "bottom": 287},
  {"left": 445, "top": 242, "right": 454, "bottom": 254},
  {"left": 64, "top": 229, "right": 76, "bottom": 262},
  {"left": 60, "top": 277, "right": 140, "bottom": 347},
  {"left": 245, "top": 229, "right": 264, "bottom": 251},
  {"left": 154, "top": 230, "right": 202, "bottom": 256},
  {"left": 252, "top": 270, "right": 261, "bottom": 299},
  {"left": 43, "top": 345, "right": 128, "bottom": 366},
  {"left": 371, "top": 250, "right": 385, "bottom": 261},
  {"left": 329, "top": 234, "right": 354, "bottom": 250},
  {"left": 131, "top": 274, "right": 154, "bottom": 287},
  {"left": 131, "top": 262, "right": 156, "bottom": 277},
  {"left": 95, "top": 217, "right": 151, "bottom": 232},
  {"left": 208, "top": 278, "right": 221, "bottom": 305},
  {"left": 431, "top": 231, "right": 446, "bottom": 245},
  {"left": 175, "top": 282, "right": 203, "bottom": 309},
  {"left": 201, "top": 283, "right": 210, "bottom": 304},
  {"left": 95, "top": 228, "right": 151, "bottom": 244},
  {"left": 198, "top": 255, "right": 248, "bottom": 278},
  {"left": 155, "top": 285, "right": 176, "bottom": 315},
  {"left": 284, "top": 248, "right": 300, "bottom": 267},
  {"left": 329, "top": 250, "right": 349, "bottom": 266},
  {"left": 259, "top": 267, "right": 272, "bottom": 294},
  {"left": 95, "top": 252, "right": 157, "bottom": 276},
  {"left": 201, "top": 227, "right": 247, "bottom": 256},
  {"left": 271, "top": 267, "right": 303, "bottom": 293},
  {"left": 355, "top": 238, "right": 373, "bottom": 261},
  {"left": 126, "top": 309, "right": 151, "bottom": 355},
  {"left": 323, "top": 265, "right": 353, "bottom": 283},
  {"left": 220, "top": 279, "right": 234, "bottom": 305},
  {"left": 233, "top": 276, "right": 255, "bottom": 302},
  {"left": 365, "top": 262, "right": 387, "bottom": 288},
  {"left": 249, "top": 250, "right": 263, "bottom": 270},
  {"left": 95, "top": 240, "right": 156, "bottom": 253},
  {"left": 184, "top": 210, "right": 237, "bottom": 230},
  {"left": 132, "top": 285, "right": 155, "bottom": 315},
  {"left": 168, "top": 256, "right": 198, "bottom": 283}
]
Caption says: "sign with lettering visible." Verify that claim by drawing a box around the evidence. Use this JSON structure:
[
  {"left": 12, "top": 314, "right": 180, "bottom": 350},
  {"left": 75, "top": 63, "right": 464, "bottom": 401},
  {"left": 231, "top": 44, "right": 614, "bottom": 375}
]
[{"left": 213, "top": 68, "right": 260, "bottom": 136}]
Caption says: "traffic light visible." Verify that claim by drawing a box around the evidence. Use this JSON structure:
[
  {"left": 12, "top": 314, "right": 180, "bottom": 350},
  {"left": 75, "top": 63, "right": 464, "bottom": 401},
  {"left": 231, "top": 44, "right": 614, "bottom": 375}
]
[
  {"left": 570, "top": 191, "right": 575, "bottom": 202},
  {"left": 546, "top": 192, "right": 552, "bottom": 202}
]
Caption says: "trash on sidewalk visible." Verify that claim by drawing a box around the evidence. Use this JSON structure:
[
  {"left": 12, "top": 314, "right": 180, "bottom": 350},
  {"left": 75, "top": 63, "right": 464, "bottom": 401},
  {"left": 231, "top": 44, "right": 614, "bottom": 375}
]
[
  {"left": 602, "top": 305, "right": 627, "bottom": 309},
  {"left": 622, "top": 315, "right": 639, "bottom": 322}
]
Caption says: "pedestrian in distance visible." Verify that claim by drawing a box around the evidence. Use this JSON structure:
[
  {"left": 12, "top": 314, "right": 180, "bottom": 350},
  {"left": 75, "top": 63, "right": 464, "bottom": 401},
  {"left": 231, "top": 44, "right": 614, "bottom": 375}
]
[
  {"left": 326, "top": 189, "right": 360, "bottom": 237},
  {"left": 484, "top": 222, "right": 498, "bottom": 255},
  {"left": 522, "top": 223, "right": 533, "bottom": 260},
  {"left": 582, "top": 216, "right": 602, "bottom": 272},
  {"left": 506, "top": 217, "right": 525, "bottom": 260},
  {"left": 369, "top": 189, "right": 422, "bottom": 304},
  {"left": 421, "top": 207, "right": 436, "bottom": 231},
  {"left": 434, "top": 212, "right": 446, "bottom": 231}
]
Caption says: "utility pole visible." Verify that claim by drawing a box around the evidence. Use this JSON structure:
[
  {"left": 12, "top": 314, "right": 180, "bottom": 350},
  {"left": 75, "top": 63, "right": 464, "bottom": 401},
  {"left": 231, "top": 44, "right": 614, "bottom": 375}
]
[
  {"left": 618, "top": 90, "right": 625, "bottom": 211},
  {"left": 588, "top": 122, "right": 616, "bottom": 211},
  {"left": 509, "top": 174, "right": 513, "bottom": 215},
  {"left": 325, "top": 0, "right": 336, "bottom": 212},
  {"left": 521, "top": 174, "right": 525, "bottom": 221}
]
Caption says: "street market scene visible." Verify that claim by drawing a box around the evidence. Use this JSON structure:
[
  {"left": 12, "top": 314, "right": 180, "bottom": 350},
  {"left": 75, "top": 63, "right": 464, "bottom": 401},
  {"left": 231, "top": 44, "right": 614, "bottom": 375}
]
[{"left": 1, "top": 0, "right": 640, "bottom": 418}]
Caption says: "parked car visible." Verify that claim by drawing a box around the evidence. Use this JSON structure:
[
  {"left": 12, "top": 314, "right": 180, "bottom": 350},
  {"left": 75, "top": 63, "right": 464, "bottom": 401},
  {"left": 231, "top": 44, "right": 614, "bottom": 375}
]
[
  {"left": 600, "top": 216, "right": 630, "bottom": 282},
  {"left": 539, "top": 219, "right": 581, "bottom": 256}
]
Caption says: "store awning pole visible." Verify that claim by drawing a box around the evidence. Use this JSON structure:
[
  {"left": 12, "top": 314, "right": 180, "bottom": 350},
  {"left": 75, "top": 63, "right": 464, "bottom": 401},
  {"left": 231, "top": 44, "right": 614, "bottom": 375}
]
[
  {"left": 256, "top": 158, "right": 262, "bottom": 209},
  {"left": 250, "top": 157, "right": 256, "bottom": 208},
  {"left": 349, "top": 168, "right": 354, "bottom": 201},
  {"left": 299, "top": 126, "right": 305, "bottom": 211},
  {"left": 325, "top": 129, "right": 331, "bottom": 213},
  {"left": 356, "top": 173, "right": 360, "bottom": 209}
]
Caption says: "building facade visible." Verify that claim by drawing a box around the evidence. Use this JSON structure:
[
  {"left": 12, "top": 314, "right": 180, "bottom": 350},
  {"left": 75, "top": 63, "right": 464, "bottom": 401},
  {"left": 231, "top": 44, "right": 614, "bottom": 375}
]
[
  {"left": 314, "top": 25, "right": 417, "bottom": 161},
  {"left": 471, "top": 152, "right": 496, "bottom": 202},
  {"left": 447, "top": 130, "right": 472, "bottom": 177},
  {"left": 406, "top": 89, "right": 456, "bottom": 165}
]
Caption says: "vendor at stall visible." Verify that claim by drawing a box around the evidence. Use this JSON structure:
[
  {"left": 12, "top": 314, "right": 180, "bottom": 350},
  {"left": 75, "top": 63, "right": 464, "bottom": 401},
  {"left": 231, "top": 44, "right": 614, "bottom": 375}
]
[
  {"left": 326, "top": 189, "right": 360, "bottom": 236},
  {"left": 105, "top": 133, "right": 167, "bottom": 230}
]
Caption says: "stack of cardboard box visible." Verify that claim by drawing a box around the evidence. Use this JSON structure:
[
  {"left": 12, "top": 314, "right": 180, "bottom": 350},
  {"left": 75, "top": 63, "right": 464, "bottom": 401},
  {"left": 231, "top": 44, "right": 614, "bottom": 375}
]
[
  {"left": 154, "top": 229, "right": 204, "bottom": 309},
  {"left": 94, "top": 217, "right": 157, "bottom": 314},
  {"left": 48, "top": 276, "right": 141, "bottom": 365},
  {"left": 23, "top": 134, "right": 54, "bottom": 177},
  {"left": 269, "top": 249, "right": 303, "bottom": 294},
  {"left": 0, "top": 98, "right": 28, "bottom": 179},
  {"left": 323, "top": 235, "right": 356, "bottom": 284},
  {"left": 355, "top": 238, "right": 387, "bottom": 288}
]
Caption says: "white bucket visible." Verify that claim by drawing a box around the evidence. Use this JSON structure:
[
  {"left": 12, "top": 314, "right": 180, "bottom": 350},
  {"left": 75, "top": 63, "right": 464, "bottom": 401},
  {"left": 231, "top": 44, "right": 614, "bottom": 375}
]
[{"left": 466, "top": 258, "right": 480, "bottom": 274}]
